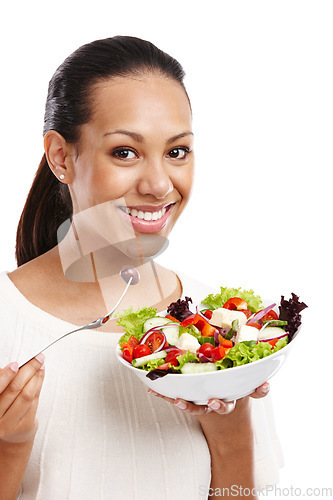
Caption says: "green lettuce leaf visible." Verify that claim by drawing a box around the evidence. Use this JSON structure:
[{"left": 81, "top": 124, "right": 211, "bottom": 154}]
[
  {"left": 116, "top": 306, "right": 157, "bottom": 346},
  {"left": 271, "top": 336, "right": 288, "bottom": 353},
  {"left": 140, "top": 357, "right": 166, "bottom": 371},
  {"left": 202, "top": 286, "right": 263, "bottom": 313},
  {"left": 215, "top": 336, "right": 288, "bottom": 370}
]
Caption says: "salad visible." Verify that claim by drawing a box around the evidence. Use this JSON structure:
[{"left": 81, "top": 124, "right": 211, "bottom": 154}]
[{"left": 117, "top": 286, "right": 307, "bottom": 380}]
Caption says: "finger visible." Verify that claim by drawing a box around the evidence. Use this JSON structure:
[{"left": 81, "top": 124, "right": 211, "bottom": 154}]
[
  {"left": 174, "top": 399, "right": 210, "bottom": 415},
  {"left": 207, "top": 399, "right": 236, "bottom": 415},
  {"left": 0, "top": 362, "right": 19, "bottom": 393},
  {"left": 15, "top": 365, "right": 46, "bottom": 423},
  {"left": 2, "top": 370, "right": 42, "bottom": 424},
  {"left": 147, "top": 389, "right": 209, "bottom": 415},
  {"left": 147, "top": 389, "right": 175, "bottom": 404},
  {"left": 0, "top": 355, "right": 45, "bottom": 418},
  {"left": 250, "top": 382, "right": 270, "bottom": 399}
]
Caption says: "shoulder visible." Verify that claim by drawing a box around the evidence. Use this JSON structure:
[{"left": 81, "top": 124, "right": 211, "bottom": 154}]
[{"left": 8, "top": 257, "right": 48, "bottom": 298}]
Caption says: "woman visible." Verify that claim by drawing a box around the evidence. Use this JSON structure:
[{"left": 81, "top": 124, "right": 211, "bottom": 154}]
[{"left": 0, "top": 36, "right": 281, "bottom": 499}]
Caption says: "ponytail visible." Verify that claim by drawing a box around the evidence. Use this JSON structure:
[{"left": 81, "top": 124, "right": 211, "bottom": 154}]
[{"left": 15, "top": 154, "right": 72, "bottom": 266}]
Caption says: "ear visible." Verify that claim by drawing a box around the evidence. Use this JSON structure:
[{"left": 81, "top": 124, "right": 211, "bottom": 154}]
[{"left": 44, "top": 130, "right": 74, "bottom": 183}]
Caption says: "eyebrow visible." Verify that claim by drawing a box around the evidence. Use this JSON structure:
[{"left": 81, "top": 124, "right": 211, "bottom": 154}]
[{"left": 103, "top": 129, "right": 193, "bottom": 144}]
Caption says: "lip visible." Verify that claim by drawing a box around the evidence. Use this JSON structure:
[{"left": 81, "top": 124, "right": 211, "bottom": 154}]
[
  {"left": 118, "top": 203, "right": 175, "bottom": 234},
  {"left": 120, "top": 203, "right": 173, "bottom": 212}
]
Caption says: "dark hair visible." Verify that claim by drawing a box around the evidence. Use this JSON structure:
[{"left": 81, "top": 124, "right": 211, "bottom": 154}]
[{"left": 15, "top": 35, "right": 187, "bottom": 266}]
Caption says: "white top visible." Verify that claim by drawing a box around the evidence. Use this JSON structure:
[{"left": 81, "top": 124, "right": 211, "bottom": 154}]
[{"left": 0, "top": 271, "right": 283, "bottom": 499}]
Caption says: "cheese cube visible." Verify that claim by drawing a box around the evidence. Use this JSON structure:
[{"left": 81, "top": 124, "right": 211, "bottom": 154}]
[
  {"left": 235, "top": 325, "right": 258, "bottom": 344},
  {"left": 175, "top": 333, "right": 201, "bottom": 354},
  {"left": 209, "top": 308, "right": 248, "bottom": 329}
]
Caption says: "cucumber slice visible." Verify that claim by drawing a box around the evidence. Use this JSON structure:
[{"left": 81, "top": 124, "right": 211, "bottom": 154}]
[
  {"left": 132, "top": 350, "right": 167, "bottom": 368},
  {"left": 161, "top": 324, "right": 180, "bottom": 346},
  {"left": 257, "top": 327, "right": 287, "bottom": 342},
  {"left": 143, "top": 317, "right": 172, "bottom": 333},
  {"left": 180, "top": 362, "right": 217, "bottom": 374}
]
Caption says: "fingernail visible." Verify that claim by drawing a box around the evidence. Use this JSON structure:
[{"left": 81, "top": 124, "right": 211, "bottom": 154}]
[
  {"left": 35, "top": 353, "right": 45, "bottom": 364},
  {"left": 261, "top": 383, "right": 270, "bottom": 394},
  {"left": 39, "top": 363, "right": 45, "bottom": 371},
  {"left": 175, "top": 400, "right": 187, "bottom": 410},
  {"left": 9, "top": 362, "right": 19, "bottom": 373},
  {"left": 148, "top": 389, "right": 158, "bottom": 396},
  {"left": 208, "top": 400, "right": 221, "bottom": 411}
]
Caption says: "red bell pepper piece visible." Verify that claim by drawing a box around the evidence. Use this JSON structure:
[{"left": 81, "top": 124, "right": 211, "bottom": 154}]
[
  {"left": 165, "top": 314, "right": 180, "bottom": 322},
  {"left": 211, "top": 346, "right": 226, "bottom": 362},
  {"left": 180, "top": 313, "right": 197, "bottom": 327},
  {"left": 122, "top": 346, "right": 134, "bottom": 363},
  {"left": 121, "top": 334, "right": 139, "bottom": 350},
  {"left": 180, "top": 313, "right": 219, "bottom": 337},
  {"left": 221, "top": 338, "right": 233, "bottom": 348},
  {"left": 201, "top": 322, "right": 218, "bottom": 337},
  {"left": 204, "top": 310, "right": 213, "bottom": 319},
  {"left": 268, "top": 338, "right": 279, "bottom": 349},
  {"left": 156, "top": 362, "right": 172, "bottom": 370}
]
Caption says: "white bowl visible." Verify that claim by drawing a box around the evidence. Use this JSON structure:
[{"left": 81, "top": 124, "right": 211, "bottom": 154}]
[{"left": 116, "top": 327, "right": 301, "bottom": 404}]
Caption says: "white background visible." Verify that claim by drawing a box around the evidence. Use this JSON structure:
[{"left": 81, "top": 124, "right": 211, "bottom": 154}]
[{"left": 0, "top": 1, "right": 332, "bottom": 497}]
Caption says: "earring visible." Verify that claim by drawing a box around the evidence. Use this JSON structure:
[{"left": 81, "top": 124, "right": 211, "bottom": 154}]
[{"left": 59, "top": 174, "right": 65, "bottom": 180}]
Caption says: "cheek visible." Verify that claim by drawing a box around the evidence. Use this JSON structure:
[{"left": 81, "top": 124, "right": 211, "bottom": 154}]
[
  {"left": 173, "top": 165, "right": 194, "bottom": 201},
  {"left": 76, "top": 167, "right": 135, "bottom": 207}
]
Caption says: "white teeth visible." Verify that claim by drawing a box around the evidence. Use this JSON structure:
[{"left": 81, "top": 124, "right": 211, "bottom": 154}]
[{"left": 124, "top": 207, "right": 167, "bottom": 220}]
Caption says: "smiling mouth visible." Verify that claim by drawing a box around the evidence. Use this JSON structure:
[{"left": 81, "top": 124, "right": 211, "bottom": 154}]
[
  {"left": 118, "top": 203, "right": 176, "bottom": 233},
  {"left": 119, "top": 204, "right": 173, "bottom": 221}
]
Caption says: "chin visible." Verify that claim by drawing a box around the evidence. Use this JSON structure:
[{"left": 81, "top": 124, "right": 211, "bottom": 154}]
[{"left": 113, "top": 234, "right": 169, "bottom": 260}]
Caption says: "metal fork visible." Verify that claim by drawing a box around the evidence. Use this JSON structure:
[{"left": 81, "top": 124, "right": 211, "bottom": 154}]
[{"left": 19, "top": 265, "right": 140, "bottom": 368}]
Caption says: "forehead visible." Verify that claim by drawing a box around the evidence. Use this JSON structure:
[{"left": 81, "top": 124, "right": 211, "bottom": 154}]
[{"left": 88, "top": 75, "right": 192, "bottom": 134}]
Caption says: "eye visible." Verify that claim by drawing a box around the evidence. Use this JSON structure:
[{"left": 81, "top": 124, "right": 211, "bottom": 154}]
[
  {"left": 167, "top": 147, "right": 191, "bottom": 160},
  {"left": 112, "top": 148, "right": 137, "bottom": 160}
]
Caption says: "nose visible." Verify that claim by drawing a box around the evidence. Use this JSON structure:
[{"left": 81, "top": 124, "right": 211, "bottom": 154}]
[{"left": 137, "top": 160, "right": 173, "bottom": 199}]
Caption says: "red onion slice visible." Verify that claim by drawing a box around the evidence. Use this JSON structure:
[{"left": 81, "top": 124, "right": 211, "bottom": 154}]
[
  {"left": 198, "top": 352, "right": 212, "bottom": 363},
  {"left": 257, "top": 332, "right": 288, "bottom": 343},
  {"left": 139, "top": 329, "right": 166, "bottom": 352},
  {"left": 247, "top": 304, "right": 276, "bottom": 324},
  {"left": 164, "top": 346, "right": 180, "bottom": 352}
]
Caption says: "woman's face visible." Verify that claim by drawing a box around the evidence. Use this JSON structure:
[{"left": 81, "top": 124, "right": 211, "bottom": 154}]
[{"left": 67, "top": 74, "right": 194, "bottom": 258}]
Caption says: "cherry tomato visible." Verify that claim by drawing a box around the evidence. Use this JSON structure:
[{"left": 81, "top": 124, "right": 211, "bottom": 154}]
[
  {"left": 211, "top": 346, "right": 226, "bottom": 362},
  {"left": 262, "top": 310, "right": 279, "bottom": 322},
  {"left": 247, "top": 322, "right": 262, "bottom": 330},
  {"left": 198, "top": 343, "right": 214, "bottom": 358},
  {"left": 241, "top": 309, "right": 253, "bottom": 319},
  {"left": 144, "top": 331, "right": 165, "bottom": 353},
  {"left": 133, "top": 344, "right": 151, "bottom": 359},
  {"left": 223, "top": 297, "right": 248, "bottom": 311}
]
